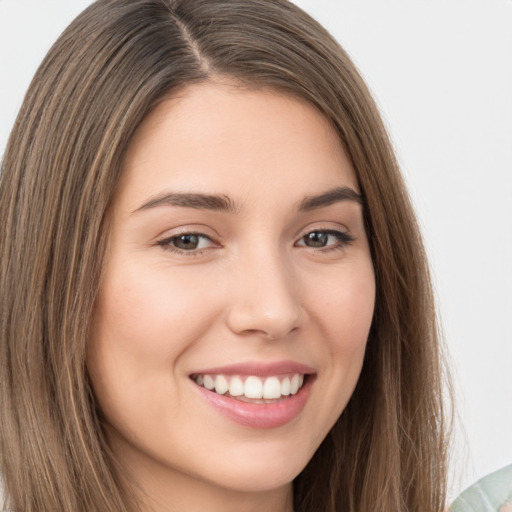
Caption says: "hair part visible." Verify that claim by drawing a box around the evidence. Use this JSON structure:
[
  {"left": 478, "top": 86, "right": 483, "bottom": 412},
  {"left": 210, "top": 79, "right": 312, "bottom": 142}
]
[{"left": 0, "top": 1, "right": 451, "bottom": 510}]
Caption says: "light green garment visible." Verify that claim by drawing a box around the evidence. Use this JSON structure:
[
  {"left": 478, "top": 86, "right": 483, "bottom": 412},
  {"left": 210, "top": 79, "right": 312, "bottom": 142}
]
[{"left": 451, "top": 465, "right": 512, "bottom": 512}]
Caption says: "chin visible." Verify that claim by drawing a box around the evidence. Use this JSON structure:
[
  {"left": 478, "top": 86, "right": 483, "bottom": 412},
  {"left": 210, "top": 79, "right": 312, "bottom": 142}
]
[{"left": 195, "top": 440, "right": 315, "bottom": 494}]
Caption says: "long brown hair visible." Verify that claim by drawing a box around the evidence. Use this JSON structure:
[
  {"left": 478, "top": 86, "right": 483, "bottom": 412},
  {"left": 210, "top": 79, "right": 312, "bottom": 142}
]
[{"left": 0, "top": 0, "right": 450, "bottom": 510}]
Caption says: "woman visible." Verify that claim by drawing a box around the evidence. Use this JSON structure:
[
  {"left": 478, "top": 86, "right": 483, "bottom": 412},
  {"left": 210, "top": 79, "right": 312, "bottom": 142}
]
[{"left": 0, "top": 0, "right": 450, "bottom": 510}]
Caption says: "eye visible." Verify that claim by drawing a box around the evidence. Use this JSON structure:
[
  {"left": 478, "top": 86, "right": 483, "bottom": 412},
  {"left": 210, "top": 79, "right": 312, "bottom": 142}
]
[
  {"left": 296, "top": 229, "right": 354, "bottom": 250},
  {"left": 157, "top": 233, "right": 215, "bottom": 253}
]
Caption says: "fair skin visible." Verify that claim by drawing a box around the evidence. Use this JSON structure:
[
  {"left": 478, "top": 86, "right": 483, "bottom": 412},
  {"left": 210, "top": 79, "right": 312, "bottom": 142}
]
[{"left": 87, "top": 82, "right": 375, "bottom": 512}]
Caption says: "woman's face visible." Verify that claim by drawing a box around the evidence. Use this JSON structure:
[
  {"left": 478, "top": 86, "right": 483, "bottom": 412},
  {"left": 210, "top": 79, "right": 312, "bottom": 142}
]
[{"left": 88, "top": 82, "right": 375, "bottom": 509}]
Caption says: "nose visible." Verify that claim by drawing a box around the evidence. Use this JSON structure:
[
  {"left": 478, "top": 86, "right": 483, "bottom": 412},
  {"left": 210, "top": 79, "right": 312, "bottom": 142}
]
[{"left": 225, "top": 248, "right": 302, "bottom": 340}]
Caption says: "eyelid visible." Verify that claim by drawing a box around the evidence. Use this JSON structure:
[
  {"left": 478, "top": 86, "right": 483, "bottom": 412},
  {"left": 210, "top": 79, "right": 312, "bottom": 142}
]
[{"left": 154, "top": 223, "right": 220, "bottom": 240}]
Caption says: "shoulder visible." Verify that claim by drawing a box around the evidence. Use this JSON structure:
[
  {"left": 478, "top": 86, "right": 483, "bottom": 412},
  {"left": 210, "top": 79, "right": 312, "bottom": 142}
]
[{"left": 451, "top": 465, "right": 512, "bottom": 512}]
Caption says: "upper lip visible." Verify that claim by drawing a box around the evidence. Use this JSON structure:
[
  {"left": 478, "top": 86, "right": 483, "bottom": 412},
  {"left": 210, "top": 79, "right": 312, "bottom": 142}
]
[{"left": 190, "top": 360, "right": 316, "bottom": 377}]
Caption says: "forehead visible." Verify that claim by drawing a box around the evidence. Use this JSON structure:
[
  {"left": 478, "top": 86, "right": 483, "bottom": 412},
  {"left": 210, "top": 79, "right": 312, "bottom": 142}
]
[{"left": 117, "top": 82, "right": 358, "bottom": 212}]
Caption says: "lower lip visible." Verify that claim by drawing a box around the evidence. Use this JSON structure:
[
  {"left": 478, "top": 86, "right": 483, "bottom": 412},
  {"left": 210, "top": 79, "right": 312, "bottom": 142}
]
[{"left": 193, "top": 377, "right": 314, "bottom": 429}]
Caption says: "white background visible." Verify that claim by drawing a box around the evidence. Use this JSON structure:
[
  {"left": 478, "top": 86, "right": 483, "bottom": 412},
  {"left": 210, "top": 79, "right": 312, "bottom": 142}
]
[{"left": 1, "top": 0, "right": 511, "bottom": 502}]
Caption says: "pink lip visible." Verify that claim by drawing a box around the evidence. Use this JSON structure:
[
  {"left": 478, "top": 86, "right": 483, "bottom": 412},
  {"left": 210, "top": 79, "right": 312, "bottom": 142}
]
[
  {"left": 190, "top": 360, "right": 316, "bottom": 377},
  {"left": 190, "top": 361, "right": 316, "bottom": 429}
]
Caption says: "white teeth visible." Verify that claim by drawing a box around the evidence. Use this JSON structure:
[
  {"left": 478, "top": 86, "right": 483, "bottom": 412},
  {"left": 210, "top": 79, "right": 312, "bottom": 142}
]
[
  {"left": 195, "top": 373, "right": 306, "bottom": 400},
  {"left": 228, "top": 376, "right": 244, "bottom": 397},
  {"left": 214, "top": 375, "right": 229, "bottom": 395},
  {"left": 244, "top": 376, "right": 263, "bottom": 399},
  {"left": 290, "top": 374, "right": 300, "bottom": 395},
  {"left": 281, "top": 377, "right": 291, "bottom": 396},
  {"left": 203, "top": 375, "right": 215, "bottom": 390},
  {"left": 263, "top": 376, "right": 281, "bottom": 399}
]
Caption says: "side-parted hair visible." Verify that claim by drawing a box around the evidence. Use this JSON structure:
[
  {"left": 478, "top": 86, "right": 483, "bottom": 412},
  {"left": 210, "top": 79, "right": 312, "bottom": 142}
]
[{"left": 0, "top": 1, "right": 450, "bottom": 510}]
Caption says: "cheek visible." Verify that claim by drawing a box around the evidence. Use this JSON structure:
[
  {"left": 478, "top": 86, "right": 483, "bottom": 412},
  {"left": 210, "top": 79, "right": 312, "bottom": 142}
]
[
  {"left": 335, "top": 281, "right": 374, "bottom": 355},
  {"left": 306, "top": 260, "right": 374, "bottom": 413},
  {"left": 293, "top": 262, "right": 374, "bottom": 450},
  {"left": 309, "top": 262, "right": 375, "bottom": 357},
  {"left": 86, "top": 262, "right": 220, "bottom": 424},
  {"left": 89, "top": 262, "right": 218, "bottom": 366}
]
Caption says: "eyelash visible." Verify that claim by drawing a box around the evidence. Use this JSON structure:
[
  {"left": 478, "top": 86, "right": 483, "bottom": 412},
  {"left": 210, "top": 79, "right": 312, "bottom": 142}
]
[{"left": 156, "top": 228, "right": 355, "bottom": 256}]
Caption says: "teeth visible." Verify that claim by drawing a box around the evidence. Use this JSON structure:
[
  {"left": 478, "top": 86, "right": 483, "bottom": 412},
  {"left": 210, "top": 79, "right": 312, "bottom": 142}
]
[
  {"left": 281, "top": 377, "right": 291, "bottom": 396},
  {"left": 263, "top": 376, "right": 281, "bottom": 399},
  {"left": 244, "top": 376, "right": 263, "bottom": 398},
  {"left": 203, "top": 375, "right": 215, "bottom": 390},
  {"left": 194, "top": 373, "right": 306, "bottom": 400},
  {"left": 214, "top": 375, "right": 229, "bottom": 395},
  {"left": 290, "top": 374, "right": 300, "bottom": 395},
  {"left": 228, "top": 376, "right": 244, "bottom": 397}
]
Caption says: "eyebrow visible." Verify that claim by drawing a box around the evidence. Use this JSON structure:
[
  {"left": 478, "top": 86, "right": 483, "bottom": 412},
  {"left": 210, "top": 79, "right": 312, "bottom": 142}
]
[
  {"left": 132, "top": 186, "right": 362, "bottom": 215},
  {"left": 298, "top": 186, "right": 363, "bottom": 211},
  {"left": 132, "top": 192, "right": 239, "bottom": 214}
]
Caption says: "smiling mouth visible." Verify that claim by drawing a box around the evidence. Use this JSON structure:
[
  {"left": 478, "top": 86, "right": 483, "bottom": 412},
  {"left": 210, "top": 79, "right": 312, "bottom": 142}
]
[{"left": 191, "top": 373, "right": 306, "bottom": 402}]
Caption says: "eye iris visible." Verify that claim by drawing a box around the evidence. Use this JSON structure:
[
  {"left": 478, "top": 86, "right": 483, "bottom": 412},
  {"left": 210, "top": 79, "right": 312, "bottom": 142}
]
[
  {"left": 174, "top": 234, "right": 199, "bottom": 250},
  {"left": 304, "top": 231, "right": 328, "bottom": 247}
]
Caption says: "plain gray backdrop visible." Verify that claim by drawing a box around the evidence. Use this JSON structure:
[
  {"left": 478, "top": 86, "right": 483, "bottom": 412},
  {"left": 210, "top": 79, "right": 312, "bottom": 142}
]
[{"left": 1, "top": 0, "right": 511, "bottom": 501}]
